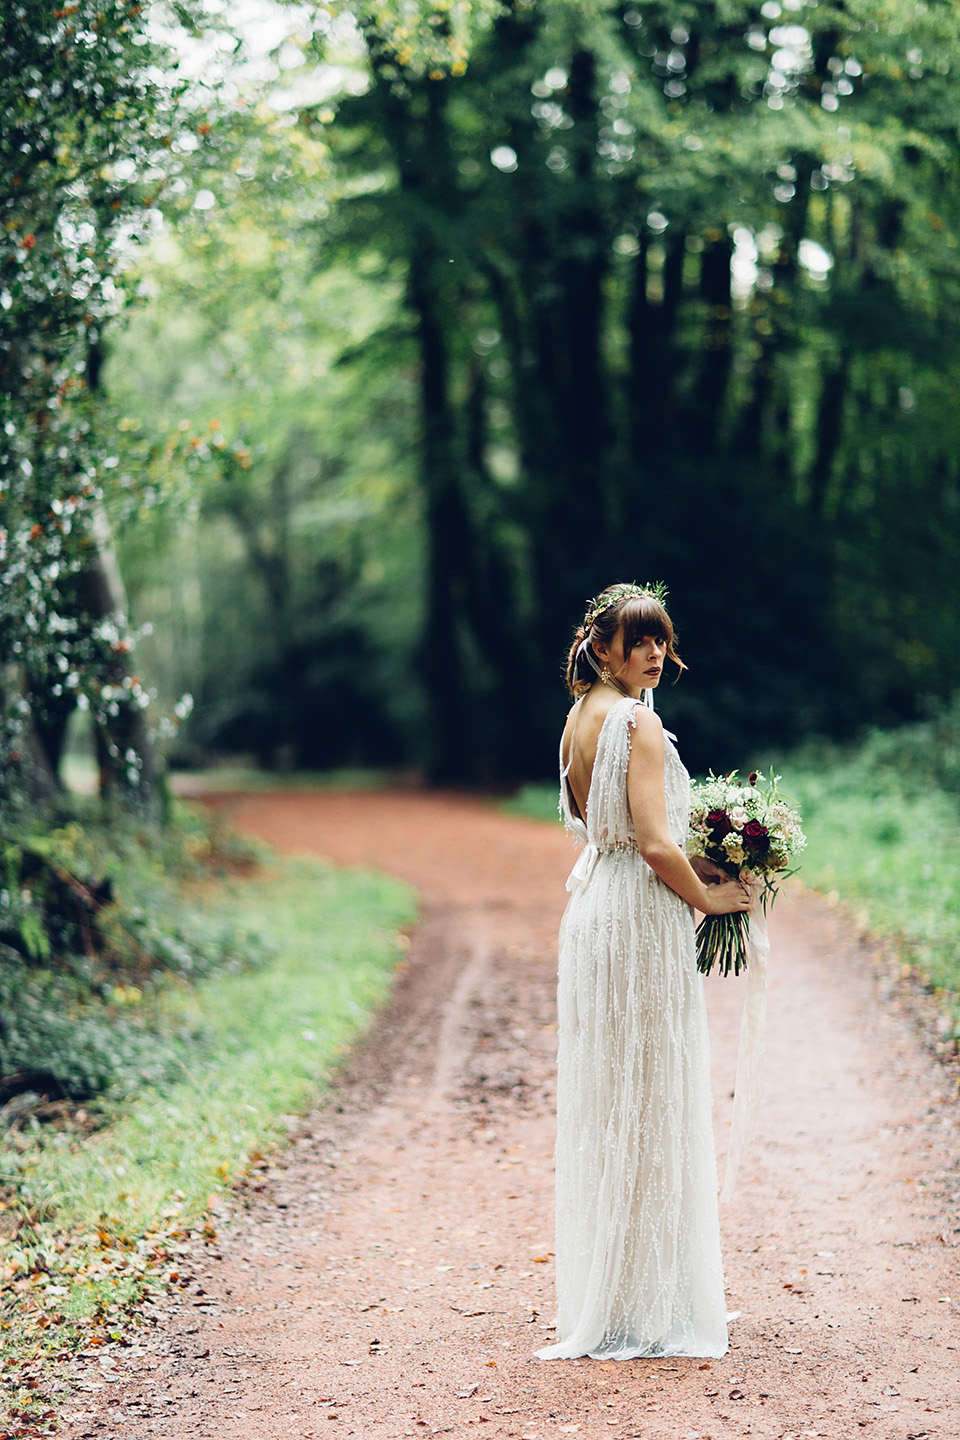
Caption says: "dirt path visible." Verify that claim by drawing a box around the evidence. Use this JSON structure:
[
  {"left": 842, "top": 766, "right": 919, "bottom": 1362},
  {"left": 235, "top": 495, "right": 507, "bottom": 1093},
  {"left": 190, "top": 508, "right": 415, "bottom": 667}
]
[{"left": 62, "top": 790, "right": 959, "bottom": 1440}]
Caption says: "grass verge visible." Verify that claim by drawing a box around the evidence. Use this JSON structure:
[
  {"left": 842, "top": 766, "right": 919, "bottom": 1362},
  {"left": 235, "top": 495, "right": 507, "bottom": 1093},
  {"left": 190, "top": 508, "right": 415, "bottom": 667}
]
[
  {"left": 782, "top": 762, "right": 960, "bottom": 1037},
  {"left": 500, "top": 783, "right": 559, "bottom": 824},
  {"left": 0, "top": 855, "right": 415, "bottom": 1430}
]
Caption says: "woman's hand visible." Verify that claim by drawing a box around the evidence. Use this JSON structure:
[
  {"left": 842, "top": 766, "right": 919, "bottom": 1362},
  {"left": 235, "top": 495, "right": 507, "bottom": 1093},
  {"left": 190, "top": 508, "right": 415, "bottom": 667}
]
[
  {"left": 700, "top": 878, "right": 752, "bottom": 916},
  {"left": 690, "top": 856, "right": 728, "bottom": 886}
]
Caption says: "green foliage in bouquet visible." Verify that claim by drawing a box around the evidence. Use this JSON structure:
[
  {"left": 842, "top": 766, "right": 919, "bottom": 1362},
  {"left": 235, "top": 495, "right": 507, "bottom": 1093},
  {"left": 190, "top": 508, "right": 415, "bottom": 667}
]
[{"left": 688, "top": 771, "right": 806, "bottom": 977}]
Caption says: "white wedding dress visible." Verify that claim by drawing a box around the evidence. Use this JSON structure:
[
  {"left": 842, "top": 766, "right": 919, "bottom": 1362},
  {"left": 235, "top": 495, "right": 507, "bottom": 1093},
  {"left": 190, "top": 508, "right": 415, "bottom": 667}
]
[{"left": 537, "top": 695, "right": 728, "bottom": 1361}]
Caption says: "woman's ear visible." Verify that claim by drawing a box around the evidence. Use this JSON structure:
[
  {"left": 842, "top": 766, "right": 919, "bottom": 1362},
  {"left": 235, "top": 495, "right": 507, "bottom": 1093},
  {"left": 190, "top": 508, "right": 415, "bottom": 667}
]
[{"left": 591, "top": 639, "right": 610, "bottom": 664}]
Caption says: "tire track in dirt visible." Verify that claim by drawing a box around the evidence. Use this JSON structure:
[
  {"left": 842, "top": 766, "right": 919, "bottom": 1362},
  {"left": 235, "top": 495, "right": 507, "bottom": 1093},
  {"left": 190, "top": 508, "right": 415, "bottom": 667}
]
[{"left": 60, "top": 789, "right": 960, "bottom": 1440}]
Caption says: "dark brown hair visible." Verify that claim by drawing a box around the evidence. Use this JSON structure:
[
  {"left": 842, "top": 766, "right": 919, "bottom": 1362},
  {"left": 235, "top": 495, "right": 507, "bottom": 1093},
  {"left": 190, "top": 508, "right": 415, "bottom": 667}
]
[{"left": 564, "top": 585, "right": 686, "bottom": 697}]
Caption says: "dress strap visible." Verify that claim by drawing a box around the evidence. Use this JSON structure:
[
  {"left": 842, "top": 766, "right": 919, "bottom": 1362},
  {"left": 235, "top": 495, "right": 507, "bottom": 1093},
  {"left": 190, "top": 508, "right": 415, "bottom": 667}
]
[{"left": 640, "top": 686, "right": 678, "bottom": 745}]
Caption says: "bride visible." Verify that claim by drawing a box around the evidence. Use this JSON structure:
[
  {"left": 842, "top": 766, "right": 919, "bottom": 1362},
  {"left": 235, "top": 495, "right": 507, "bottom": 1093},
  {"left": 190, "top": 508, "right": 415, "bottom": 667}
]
[{"left": 537, "top": 583, "right": 751, "bottom": 1362}]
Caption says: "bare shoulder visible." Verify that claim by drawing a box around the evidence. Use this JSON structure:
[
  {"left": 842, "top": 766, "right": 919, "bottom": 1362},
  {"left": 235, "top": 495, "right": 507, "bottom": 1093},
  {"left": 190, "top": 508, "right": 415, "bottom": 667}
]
[
  {"left": 627, "top": 702, "right": 664, "bottom": 738},
  {"left": 626, "top": 703, "right": 665, "bottom": 761}
]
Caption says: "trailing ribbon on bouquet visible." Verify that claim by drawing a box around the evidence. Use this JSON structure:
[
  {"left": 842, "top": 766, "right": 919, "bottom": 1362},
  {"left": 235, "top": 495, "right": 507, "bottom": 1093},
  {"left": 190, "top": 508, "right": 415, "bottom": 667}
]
[{"left": 720, "top": 903, "right": 769, "bottom": 1203}]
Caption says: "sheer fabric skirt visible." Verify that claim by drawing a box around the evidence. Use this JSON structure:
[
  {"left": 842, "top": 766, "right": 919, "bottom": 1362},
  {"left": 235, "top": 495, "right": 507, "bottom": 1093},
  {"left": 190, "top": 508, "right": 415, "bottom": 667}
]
[{"left": 537, "top": 850, "right": 728, "bottom": 1361}]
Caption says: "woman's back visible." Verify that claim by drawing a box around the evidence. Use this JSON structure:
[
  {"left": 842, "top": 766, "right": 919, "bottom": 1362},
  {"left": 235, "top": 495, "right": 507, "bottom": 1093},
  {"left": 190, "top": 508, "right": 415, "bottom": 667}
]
[
  {"left": 540, "top": 696, "right": 728, "bottom": 1362},
  {"left": 560, "top": 693, "right": 624, "bottom": 825}
]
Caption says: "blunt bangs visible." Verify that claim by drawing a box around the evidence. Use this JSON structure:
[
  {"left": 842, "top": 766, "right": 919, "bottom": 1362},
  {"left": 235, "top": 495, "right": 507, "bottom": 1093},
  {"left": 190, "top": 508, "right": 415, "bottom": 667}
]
[{"left": 618, "top": 594, "right": 674, "bottom": 653}]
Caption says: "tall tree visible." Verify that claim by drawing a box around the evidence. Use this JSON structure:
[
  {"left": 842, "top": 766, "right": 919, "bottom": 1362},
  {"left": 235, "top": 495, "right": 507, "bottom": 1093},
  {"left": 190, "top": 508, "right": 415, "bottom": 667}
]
[
  {"left": 313, "top": 0, "right": 960, "bottom": 773},
  {"left": 0, "top": 0, "right": 191, "bottom": 815}
]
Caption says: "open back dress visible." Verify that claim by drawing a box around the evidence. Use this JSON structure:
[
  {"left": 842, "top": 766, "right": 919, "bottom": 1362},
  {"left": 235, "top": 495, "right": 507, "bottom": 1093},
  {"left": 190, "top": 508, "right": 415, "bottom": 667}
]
[{"left": 537, "top": 695, "right": 728, "bottom": 1361}]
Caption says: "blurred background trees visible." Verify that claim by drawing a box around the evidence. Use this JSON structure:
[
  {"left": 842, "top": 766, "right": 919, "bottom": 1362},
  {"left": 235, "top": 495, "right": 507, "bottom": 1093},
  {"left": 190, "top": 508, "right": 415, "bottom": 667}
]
[
  {"left": 6, "top": 0, "right": 960, "bottom": 794},
  {"left": 0, "top": 0, "right": 184, "bottom": 814}
]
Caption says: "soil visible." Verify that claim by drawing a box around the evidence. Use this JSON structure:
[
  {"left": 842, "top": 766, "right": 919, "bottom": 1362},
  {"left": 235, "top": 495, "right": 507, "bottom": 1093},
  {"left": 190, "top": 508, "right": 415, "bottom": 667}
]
[{"left": 60, "top": 787, "right": 960, "bottom": 1440}]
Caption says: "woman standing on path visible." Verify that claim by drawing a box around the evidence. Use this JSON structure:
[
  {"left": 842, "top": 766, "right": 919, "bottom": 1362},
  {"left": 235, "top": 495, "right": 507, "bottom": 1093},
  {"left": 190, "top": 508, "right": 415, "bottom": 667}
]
[{"left": 538, "top": 583, "right": 751, "bottom": 1362}]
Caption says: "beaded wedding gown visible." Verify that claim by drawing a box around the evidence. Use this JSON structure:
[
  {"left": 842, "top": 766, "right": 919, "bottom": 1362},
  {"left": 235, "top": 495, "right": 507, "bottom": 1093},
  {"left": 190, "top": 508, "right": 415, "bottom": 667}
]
[{"left": 537, "top": 695, "right": 728, "bottom": 1361}]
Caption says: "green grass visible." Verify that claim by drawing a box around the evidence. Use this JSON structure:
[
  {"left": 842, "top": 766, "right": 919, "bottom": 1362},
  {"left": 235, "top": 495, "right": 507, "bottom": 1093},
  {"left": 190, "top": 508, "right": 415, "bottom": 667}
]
[
  {"left": 501, "top": 783, "right": 561, "bottom": 824},
  {"left": 62, "top": 755, "right": 402, "bottom": 798},
  {"left": 0, "top": 855, "right": 415, "bottom": 1406},
  {"left": 170, "top": 765, "right": 400, "bottom": 794},
  {"left": 782, "top": 763, "right": 960, "bottom": 1019}
]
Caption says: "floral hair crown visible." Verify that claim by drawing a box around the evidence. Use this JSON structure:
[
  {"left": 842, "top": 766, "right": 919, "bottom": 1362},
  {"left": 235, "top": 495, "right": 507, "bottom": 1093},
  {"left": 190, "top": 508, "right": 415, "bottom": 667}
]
[{"left": 585, "top": 581, "right": 669, "bottom": 629}]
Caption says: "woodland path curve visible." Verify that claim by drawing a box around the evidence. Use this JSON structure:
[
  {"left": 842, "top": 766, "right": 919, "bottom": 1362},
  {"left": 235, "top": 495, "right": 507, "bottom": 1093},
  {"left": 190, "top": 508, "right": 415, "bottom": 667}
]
[{"left": 62, "top": 787, "right": 960, "bottom": 1440}]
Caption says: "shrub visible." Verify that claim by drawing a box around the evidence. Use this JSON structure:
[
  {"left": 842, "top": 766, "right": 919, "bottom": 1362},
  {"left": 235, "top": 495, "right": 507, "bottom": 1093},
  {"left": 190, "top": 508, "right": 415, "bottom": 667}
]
[{"left": 0, "top": 802, "right": 268, "bottom": 1105}]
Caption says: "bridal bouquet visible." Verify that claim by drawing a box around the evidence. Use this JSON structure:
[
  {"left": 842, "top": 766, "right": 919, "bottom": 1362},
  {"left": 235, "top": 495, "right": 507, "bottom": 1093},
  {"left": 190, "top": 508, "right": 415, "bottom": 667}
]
[{"left": 688, "top": 771, "right": 806, "bottom": 976}]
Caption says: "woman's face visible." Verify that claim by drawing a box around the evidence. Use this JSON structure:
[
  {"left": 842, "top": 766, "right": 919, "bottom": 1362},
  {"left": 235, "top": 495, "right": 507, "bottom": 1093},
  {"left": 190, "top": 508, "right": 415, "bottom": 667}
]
[{"left": 597, "top": 627, "right": 666, "bottom": 692}]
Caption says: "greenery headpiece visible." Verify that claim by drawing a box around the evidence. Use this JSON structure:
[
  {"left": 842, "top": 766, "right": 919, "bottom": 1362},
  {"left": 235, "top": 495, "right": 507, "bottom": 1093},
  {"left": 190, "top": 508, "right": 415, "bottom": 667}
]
[{"left": 585, "top": 581, "right": 669, "bottom": 629}]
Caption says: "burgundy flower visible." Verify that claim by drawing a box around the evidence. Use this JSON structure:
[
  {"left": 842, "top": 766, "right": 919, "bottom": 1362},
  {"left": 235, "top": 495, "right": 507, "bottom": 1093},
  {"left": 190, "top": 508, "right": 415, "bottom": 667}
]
[
  {"left": 743, "top": 819, "right": 769, "bottom": 849},
  {"left": 748, "top": 771, "right": 758, "bottom": 785},
  {"left": 707, "top": 808, "right": 732, "bottom": 840}
]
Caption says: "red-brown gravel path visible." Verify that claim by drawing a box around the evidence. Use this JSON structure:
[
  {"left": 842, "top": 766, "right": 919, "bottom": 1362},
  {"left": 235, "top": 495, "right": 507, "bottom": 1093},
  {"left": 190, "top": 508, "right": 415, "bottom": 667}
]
[{"left": 61, "top": 788, "right": 960, "bottom": 1440}]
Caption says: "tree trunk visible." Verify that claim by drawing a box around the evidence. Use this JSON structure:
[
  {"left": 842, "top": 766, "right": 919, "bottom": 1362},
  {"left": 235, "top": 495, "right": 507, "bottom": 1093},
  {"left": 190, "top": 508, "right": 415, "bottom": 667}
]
[
  {"left": 689, "top": 231, "right": 734, "bottom": 447},
  {"left": 807, "top": 351, "right": 850, "bottom": 518},
  {"left": 74, "top": 505, "right": 164, "bottom": 812},
  {"left": 0, "top": 665, "right": 60, "bottom": 818},
  {"left": 407, "top": 246, "right": 472, "bottom": 781},
  {"left": 628, "top": 229, "right": 685, "bottom": 461}
]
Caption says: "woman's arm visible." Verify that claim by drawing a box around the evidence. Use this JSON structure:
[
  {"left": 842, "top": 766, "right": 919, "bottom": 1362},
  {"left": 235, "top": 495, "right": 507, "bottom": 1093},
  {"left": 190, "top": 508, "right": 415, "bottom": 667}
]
[{"left": 626, "top": 708, "right": 750, "bottom": 917}]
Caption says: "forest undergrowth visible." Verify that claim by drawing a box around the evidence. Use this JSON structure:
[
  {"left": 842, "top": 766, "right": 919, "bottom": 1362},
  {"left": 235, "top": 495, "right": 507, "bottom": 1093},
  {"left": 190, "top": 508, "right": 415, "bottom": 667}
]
[{"left": 0, "top": 804, "right": 414, "bottom": 1435}]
